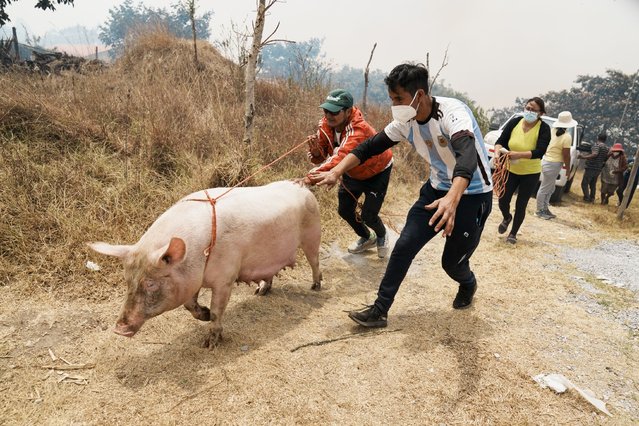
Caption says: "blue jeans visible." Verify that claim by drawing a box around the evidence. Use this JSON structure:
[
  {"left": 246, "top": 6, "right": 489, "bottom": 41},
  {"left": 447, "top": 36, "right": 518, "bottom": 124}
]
[{"left": 373, "top": 181, "right": 492, "bottom": 314}]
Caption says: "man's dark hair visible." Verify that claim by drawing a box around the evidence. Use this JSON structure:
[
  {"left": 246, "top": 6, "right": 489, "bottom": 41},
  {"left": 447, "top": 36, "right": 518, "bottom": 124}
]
[
  {"left": 384, "top": 63, "right": 429, "bottom": 95},
  {"left": 597, "top": 133, "right": 607, "bottom": 142}
]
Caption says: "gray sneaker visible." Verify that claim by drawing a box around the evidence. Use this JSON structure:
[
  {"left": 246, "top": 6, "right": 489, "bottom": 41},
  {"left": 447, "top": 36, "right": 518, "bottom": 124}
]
[
  {"left": 348, "top": 231, "right": 377, "bottom": 254},
  {"left": 535, "top": 210, "right": 551, "bottom": 220},
  {"left": 376, "top": 233, "right": 389, "bottom": 258},
  {"left": 544, "top": 209, "right": 557, "bottom": 219}
]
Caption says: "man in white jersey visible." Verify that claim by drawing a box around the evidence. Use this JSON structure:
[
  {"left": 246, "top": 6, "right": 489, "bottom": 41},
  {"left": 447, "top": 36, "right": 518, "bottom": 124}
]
[{"left": 311, "top": 63, "right": 493, "bottom": 327}]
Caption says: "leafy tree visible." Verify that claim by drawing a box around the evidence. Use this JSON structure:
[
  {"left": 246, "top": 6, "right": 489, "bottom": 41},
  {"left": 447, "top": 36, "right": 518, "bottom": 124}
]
[
  {"left": 0, "top": 0, "right": 74, "bottom": 26},
  {"left": 98, "top": 0, "right": 212, "bottom": 59},
  {"left": 260, "top": 38, "right": 332, "bottom": 90}
]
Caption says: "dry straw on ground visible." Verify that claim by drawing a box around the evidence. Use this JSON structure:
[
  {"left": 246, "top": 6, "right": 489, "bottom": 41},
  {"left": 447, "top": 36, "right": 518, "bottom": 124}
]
[{"left": 1, "top": 33, "right": 638, "bottom": 425}]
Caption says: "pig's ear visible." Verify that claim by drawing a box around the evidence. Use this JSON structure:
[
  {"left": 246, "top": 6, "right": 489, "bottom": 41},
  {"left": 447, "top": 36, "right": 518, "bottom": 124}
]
[
  {"left": 154, "top": 237, "right": 186, "bottom": 267},
  {"left": 87, "top": 242, "right": 133, "bottom": 259}
]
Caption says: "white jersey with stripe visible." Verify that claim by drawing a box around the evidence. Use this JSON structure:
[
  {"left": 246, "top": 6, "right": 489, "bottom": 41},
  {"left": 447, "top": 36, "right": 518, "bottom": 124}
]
[{"left": 383, "top": 96, "right": 493, "bottom": 195}]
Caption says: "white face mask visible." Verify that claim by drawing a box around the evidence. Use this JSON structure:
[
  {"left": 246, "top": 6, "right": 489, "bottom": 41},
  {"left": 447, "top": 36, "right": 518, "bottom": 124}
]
[
  {"left": 523, "top": 110, "right": 538, "bottom": 123},
  {"left": 391, "top": 91, "right": 420, "bottom": 123}
]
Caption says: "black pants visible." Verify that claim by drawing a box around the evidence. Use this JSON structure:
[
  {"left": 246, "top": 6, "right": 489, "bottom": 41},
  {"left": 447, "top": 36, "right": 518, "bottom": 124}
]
[
  {"left": 498, "top": 171, "right": 540, "bottom": 237},
  {"left": 373, "top": 181, "right": 492, "bottom": 313},
  {"left": 338, "top": 165, "right": 391, "bottom": 239},
  {"left": 581, "top": 168, "right": 601, "bottom": 201},
  {"left": 617, "top": 170, "right": 638, "bottom": 206}
]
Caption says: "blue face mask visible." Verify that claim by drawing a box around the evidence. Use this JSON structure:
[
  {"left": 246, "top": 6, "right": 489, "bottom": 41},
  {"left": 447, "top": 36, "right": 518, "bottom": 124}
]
[{"left": 523, "top": 110, "right": 538, "bottom": 123}]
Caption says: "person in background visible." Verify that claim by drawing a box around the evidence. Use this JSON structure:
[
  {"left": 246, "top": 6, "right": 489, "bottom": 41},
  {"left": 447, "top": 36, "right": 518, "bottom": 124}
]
[
  {"left": 304, "top": 89, "right": 393, "bottom": 258},
  {"left": 311, "top": 63, "right": 493, "bottom": 327},
  {"left": 617, "top": 157, "right": 638, "bottom": 207},
  {"left": 600, "top": 143, "right": 627, "bottom": 205},
  {"left": 578, "top": 133, "right": 610, "bottom": 202},
  {"left": 535, "top": 111, "right": 577, "bottom": 219},
  {"left": 494, "top": 97, "right": 551, "bottom": 244}
]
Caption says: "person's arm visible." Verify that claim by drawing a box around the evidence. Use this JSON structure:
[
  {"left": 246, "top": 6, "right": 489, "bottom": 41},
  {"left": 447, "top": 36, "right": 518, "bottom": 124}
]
[
  {"left": 449, "top": 130, "right": 477, "bottom": 181},
  {"left": 562, "top": 147, "right": 571, "bottom": 170},
  {"left": 311, "top": 131, "right": 396, "bottom": 186},
  {"left": 312, "top": 121, "right": 376, "bottom": 174},
  {"left": 425, "top": 176, "right": 469, "bottom": 237},
  {"left": 424, "top": 107, "right": 475, "bottom": 237},
  {"left": 579, "top": 143, "right": 599, "bottom": 160},
  {"left": 530, "top": 121, "right": 551, "bottom": 159},
  {"left": 493, "top": 117, "right": 518, "bottom": 157}
]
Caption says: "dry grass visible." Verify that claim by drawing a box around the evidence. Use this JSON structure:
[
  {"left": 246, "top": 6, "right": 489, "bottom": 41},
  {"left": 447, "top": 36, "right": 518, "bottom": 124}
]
[{"left": 1, "top": 32, "right": 638, "bottom": 425}]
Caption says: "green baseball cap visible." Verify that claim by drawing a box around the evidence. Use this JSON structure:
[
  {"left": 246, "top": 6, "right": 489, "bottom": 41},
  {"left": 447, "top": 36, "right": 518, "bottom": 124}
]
[{"left": 319, "top": 89, "right": 353, "bottom": 113}]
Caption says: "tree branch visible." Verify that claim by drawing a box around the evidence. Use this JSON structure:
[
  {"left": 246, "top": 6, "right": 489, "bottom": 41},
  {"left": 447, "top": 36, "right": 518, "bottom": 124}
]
[{"left": 290, "top": 328, "right": 402, "bottom": 352}]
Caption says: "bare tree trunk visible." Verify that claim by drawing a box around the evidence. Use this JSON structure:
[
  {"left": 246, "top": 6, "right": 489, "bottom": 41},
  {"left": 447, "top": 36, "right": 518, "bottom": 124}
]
[
  {"left": 243, "top": 0, "right": 268, "bottom": 144},
  {"left": 187, "top": 0, "right": 199, "bottom": 65},
  {"left": 12, "top": 27, "right": 20, "bottom": 60},
  {"left": 617, "top": 148, "right": 639, "bottom": 219},
  {"left": 362, "top": 42, "right": 376, "bottom": 115}
]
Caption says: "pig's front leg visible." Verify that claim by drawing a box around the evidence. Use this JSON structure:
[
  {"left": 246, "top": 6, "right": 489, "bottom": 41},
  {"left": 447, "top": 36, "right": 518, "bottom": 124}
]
[
  {"left": 202, "top": 282, "right": 233, "bottom": 349},
  {"left": 184, "top": 290, "right": 211, "bottom": 321}
]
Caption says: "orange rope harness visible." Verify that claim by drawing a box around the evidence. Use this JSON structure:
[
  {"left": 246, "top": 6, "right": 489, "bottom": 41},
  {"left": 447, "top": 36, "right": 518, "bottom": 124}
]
[
  {"left": 337, "top": 178, "right": 402, "bottom": 235},
  {"left": 184, "top": 139, "right": 309, "bottom": 261},
  {"left": 492, "top": 154, "right": 511, "bottom": 199},
  {"left": 338, "top": 181, "right": 365, "bottom": 223}
]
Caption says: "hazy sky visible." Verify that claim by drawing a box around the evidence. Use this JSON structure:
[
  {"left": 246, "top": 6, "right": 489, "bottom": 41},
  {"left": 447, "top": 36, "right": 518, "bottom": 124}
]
[{"left": 4, "top": 0, "right": 639, "bottom": 110}]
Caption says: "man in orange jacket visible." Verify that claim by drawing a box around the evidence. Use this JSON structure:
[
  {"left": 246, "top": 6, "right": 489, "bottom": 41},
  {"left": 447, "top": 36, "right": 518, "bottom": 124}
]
[{"left": 305, "top": 89, "right": 393, "bottom": 258}]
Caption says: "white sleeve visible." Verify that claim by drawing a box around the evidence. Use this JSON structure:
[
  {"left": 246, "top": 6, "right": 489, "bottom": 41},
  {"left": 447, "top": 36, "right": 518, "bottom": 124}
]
[{"left": 383, "top": 120, "right": 410, "bottom": 142}]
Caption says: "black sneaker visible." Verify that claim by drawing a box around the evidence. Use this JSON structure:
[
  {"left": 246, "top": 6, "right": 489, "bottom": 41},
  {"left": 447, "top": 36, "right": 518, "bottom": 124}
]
[
  {"left": 498, "top": 215, "right": 512, "bottom": 234},
  {"left": 453, "top": 282, "right": 477, "bottom": 310},
  {"left": 348, "top": 305, "right": 387, "bottom": 328}
]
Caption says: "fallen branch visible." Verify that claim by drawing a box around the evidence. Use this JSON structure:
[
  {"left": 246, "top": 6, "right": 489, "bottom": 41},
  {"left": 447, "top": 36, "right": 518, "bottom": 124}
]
[
  {"left": 40, "top": 363, "right": 95, "bottom": 371},
  {"left": 290, "top": 328, "right": 402, "bottom": 352},
  {"left": 165, "top": 377, "right": 226, "bottom": 413}
]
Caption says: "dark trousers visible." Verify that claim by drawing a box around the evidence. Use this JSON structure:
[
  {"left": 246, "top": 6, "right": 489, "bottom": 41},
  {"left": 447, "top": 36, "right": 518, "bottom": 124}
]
[
  {"left": 374, "top": 181, "right": 492, "bottom": 313},
  {"left": 338, "top": 165, "right": 392, "bottom": 239},
  {"left": 498, "top": 171, "right": 540, "bottom": 237},
  {"left": 581, "top": 168, "right": 601, "bottom": 201},
  {"left": 617, "top": 170, "right": 638, "bottom": 206}
]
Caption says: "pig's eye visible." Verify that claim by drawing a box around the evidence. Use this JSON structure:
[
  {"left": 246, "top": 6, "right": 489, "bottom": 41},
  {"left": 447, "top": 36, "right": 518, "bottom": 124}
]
[{"left": 143, "top": 279, "right": 159, "bottom": 292}]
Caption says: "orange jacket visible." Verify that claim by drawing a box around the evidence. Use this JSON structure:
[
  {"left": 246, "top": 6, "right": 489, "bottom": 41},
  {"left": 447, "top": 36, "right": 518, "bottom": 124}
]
[{"left": 308, "top": 107, "right": 392, "bottom": 180}]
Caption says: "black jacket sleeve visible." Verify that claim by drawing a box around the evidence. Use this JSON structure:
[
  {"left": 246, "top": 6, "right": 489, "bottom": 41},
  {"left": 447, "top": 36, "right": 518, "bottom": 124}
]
[
  {"left": 494, "top": 116, "right": 520, "bottom": 150},
  {"left": 450, "top": 130, "right": 477, "bottom": 181},
  {"left": 350, "top": 131, "right": 398, "bottom": 163},
  {"left": 531, "top": 121, "right": 551, "bottom": 159}
]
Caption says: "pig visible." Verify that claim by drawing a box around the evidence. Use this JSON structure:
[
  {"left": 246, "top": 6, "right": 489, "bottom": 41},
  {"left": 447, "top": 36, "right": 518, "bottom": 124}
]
[{"left": 88, "top": 180, "right": 322, "bottom": 348}]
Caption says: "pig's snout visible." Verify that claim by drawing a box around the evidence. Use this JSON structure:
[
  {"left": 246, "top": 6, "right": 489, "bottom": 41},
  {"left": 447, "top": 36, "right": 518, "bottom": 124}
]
[{"left": 114, "top": 320, "right": 141, "bottom": 338}]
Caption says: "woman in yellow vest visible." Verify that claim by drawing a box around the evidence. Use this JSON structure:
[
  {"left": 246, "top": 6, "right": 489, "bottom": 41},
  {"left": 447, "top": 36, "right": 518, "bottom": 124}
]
[
  {"left": 494, "top": 97, "right": 551, "bottom": 244},
  {"left": 535, "top": 111, "right": 577, "bottom": 219}
]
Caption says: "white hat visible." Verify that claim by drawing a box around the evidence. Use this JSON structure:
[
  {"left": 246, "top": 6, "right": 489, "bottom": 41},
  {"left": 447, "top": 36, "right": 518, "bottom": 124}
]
[{"left": 553, "top": 111, "right": 578, "bottom": 128}]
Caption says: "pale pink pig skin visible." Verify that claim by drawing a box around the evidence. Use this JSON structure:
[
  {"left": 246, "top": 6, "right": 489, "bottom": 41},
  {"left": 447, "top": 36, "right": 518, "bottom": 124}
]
[{"left": 89, "top": 181, "right": 322, "bottom": 348}]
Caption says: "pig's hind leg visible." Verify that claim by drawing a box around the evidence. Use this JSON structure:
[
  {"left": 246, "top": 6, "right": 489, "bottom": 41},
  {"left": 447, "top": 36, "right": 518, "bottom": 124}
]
[
  {"left": 184, "top": 290, "right": 211, "bottom": 321},
  {"left": 301, "top": 233, "right": 322, "bottom": 291}
]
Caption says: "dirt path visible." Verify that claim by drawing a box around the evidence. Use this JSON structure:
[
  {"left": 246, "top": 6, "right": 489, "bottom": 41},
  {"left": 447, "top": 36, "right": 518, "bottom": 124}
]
[{"left": 1, "top": 196, "right": 638, "bottom": 425}]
